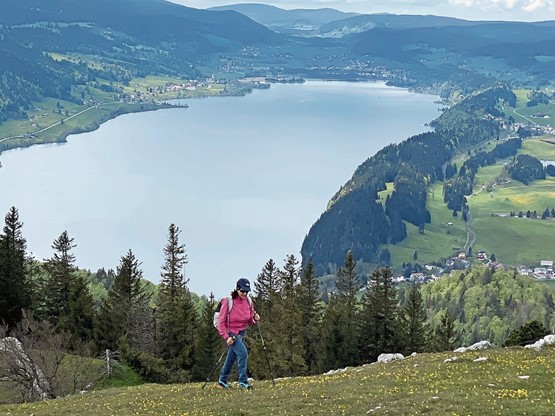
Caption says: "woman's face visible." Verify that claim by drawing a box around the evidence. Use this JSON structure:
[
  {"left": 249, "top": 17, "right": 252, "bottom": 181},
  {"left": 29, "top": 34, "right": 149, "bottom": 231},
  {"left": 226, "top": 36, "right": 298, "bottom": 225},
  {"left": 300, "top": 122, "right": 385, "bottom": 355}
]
[{"left": 238, "top": 289, "right": 249, "bottom": 299}]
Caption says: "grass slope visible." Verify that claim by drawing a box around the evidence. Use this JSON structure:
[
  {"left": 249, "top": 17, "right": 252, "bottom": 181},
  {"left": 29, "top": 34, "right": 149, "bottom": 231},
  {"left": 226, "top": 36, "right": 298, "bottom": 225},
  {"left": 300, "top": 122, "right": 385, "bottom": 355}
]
[
  {"left": 1, "top": 347, "right": 555, "bottom": 415},
  {"left": 386, "top": 135, "right": 555, "bottom": 269}
]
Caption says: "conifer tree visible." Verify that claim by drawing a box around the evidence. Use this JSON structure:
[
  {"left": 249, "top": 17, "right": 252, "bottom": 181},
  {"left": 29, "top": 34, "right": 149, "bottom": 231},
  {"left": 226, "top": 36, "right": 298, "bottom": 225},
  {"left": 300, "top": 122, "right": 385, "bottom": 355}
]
[
  {"left": 43, "top": 230, "right": 77, "bottom": 327},
  {"left": 250, "top": 258, "right": 281, "bottom": 380},
  {"left": 96, "top": 250, "right": 151, "bottom": 353},
  {"left": 334, "top": 250, "right": 362, "bottom": 366},
  {"left": 0, "top": 207, "right": 32, "bottom": 329},
  {"left": 272, "top": 255, "right": 306, "bottom": 377},
  {"left": 156, "top": 224, "right": 197, "bottom": 381},
  {"left": 318, "top": 294, "right": 345, "bottom": 372},
  {"left": 318, "top": 251, "right": 362, "bottom": 370},
  {"left": 196, "top": 293, "right": 222, "bottom": 380},
  {"left": 253, "top": 259, "right": 281, "bottom": 313},
  {"left": 358, "top": 267, "right": 399, "bottom": 362},
  {"left": 399, "top": 283, "right": 429, "bottom": 355},
  {"left": 61, "top": 272, "right": 96, "bottom": 350},
  {"left": 299, "top": 258, "right": 322, "bottom": 374},
  {"left": 433, "top": 311, "right": 458, "bottom": 351}
]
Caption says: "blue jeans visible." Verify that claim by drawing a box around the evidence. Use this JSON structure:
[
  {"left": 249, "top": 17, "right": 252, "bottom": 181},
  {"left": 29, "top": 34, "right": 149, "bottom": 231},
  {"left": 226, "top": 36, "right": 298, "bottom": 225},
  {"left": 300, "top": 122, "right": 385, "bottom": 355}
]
[{"left": 219, "top": 332, "right": 248, "bottom": 384}]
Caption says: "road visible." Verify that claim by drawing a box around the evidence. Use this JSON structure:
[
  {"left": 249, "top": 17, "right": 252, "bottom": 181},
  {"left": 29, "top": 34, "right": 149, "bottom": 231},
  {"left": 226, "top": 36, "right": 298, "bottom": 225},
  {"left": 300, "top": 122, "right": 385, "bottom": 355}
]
[{"left": 0, "top": 103, "right": 104, "bottom": 144}]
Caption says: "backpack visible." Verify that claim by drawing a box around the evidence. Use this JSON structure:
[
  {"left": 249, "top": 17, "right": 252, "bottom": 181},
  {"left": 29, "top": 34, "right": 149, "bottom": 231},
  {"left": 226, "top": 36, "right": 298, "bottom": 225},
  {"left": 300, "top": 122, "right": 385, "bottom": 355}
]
[{"left": 213, "top": 296, "right": 253, "bottom": 329}]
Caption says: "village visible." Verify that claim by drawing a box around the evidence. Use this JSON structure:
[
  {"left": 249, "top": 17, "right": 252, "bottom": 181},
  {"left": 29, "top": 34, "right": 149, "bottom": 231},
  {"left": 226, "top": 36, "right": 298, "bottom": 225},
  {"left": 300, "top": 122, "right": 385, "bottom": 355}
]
[{"left": 394, "top": 250, "right": 555, "bottom": 285}]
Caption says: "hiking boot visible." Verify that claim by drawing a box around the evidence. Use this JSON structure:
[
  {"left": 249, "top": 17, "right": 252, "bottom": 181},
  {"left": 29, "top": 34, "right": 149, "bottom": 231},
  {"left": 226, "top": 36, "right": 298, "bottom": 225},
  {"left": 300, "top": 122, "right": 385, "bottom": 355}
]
[
  {"left": 239, "top": 382, "right": 253, "bottom": 390},
  {"left": 217, "top": 381, "right": 231, "bottom": 389}
]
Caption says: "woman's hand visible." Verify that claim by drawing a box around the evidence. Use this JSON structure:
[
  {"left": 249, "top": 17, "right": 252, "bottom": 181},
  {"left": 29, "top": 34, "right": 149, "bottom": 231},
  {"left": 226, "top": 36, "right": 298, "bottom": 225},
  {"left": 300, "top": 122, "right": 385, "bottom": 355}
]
[
  {"left": 253, "top": 312, "right": 260, "bottom": 322},
  {"left": 226, "top": 336, "right": 235, "bottom": 346}
]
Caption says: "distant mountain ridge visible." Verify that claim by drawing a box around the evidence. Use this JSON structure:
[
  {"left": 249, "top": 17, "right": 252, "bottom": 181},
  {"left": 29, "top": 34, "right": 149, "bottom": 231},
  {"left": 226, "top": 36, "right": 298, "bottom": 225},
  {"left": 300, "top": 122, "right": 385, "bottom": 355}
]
[{"left": 208, "top": 3, "right": 359, "bottom": 36}]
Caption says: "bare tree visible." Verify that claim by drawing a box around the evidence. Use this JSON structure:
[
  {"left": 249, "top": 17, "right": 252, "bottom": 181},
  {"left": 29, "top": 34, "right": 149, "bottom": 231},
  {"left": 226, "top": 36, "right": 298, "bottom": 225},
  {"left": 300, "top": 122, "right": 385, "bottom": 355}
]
[
  {"left": 0, "top": 311, "right": 102, "bottom": 402},
  {"left": 0, "top": 313, "right": 60, "bottom": 401}
]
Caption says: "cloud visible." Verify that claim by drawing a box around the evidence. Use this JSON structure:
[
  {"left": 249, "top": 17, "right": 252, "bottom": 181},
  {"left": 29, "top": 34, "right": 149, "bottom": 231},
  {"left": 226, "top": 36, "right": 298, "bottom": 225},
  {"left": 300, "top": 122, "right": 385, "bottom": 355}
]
[
  {"left": 523, "top": 0, "right": 555, "bottom": 12},
  {"left": 449, "top": 0, "right": 555, "bottom": 12}
]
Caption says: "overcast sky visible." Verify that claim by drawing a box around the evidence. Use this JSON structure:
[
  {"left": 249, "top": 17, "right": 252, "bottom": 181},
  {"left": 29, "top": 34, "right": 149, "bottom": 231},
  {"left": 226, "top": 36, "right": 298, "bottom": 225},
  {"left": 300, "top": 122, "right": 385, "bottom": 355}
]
[{"left": 169, "top": 0, "right": 555, "bottom": 22}]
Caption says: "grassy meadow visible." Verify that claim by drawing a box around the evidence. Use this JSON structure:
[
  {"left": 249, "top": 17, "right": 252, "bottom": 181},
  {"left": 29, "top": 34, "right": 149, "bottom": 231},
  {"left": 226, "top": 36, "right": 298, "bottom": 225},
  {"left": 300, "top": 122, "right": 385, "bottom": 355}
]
[
  {"left": 0, "top": 74, "right": 227, "bottom": 151},
  {"left": 387, "top": 131, "right": 555, "bottom": 269},
  {"left": 387, "top": 182, "right": 468, "bottom": 267},
  {"left": 2, "top": 347, "right": 555, "bottom": 415}
]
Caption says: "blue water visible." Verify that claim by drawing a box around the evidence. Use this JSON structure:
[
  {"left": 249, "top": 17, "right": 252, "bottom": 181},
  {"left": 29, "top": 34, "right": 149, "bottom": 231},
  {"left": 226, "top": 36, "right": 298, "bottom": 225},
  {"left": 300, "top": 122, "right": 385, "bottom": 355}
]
[{"left": 0, "top": 81, "right": 439, "bottom": 298}]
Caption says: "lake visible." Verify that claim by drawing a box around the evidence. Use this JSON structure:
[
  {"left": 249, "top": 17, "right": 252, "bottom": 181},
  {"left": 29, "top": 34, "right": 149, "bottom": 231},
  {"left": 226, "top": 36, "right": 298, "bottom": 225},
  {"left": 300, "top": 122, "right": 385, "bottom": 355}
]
[{"left": 0, "top": 81, "right": 440, "bottom": 298}]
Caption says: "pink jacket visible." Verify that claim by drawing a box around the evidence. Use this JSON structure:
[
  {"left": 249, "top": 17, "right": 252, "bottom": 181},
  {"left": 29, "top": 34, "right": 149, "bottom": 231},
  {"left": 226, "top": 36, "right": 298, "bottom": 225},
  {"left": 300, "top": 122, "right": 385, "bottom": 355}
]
[{"left": 217, "top": 296, "right": 256, "bottom": 340}]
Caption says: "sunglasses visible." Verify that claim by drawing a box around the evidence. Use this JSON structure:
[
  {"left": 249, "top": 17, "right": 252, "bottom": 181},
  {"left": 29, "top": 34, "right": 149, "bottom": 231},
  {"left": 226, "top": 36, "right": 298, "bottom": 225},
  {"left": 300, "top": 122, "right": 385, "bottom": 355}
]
[{"left": 239, "top": 289, "right": 249, "bottom": 294}]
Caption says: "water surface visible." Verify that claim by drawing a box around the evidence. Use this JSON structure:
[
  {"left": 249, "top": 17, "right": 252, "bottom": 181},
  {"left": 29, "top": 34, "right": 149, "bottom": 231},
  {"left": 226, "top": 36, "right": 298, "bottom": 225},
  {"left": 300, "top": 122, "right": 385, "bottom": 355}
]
[{"left": 0, "top": 81, "right": 439, "bottom": 297}]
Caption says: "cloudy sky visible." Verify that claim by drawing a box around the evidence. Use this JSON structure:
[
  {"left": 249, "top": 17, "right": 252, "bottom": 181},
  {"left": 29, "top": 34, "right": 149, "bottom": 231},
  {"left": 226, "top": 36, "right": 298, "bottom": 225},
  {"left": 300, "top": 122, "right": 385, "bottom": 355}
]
[{"left": 170, "top": 0, "right": 555, "bottom": 22}]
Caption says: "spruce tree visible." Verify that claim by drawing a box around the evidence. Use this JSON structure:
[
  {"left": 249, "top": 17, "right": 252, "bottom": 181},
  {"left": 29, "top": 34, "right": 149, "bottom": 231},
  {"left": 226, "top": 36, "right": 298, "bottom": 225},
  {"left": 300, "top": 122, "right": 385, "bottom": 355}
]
[
  {"left": 156, "top": 224, "right": 197, "bottom": 381},
  {"left": 399, "top": 283, "right": 429, "bottom": 355},
  {"left": 299, "top": 258, "right": 322, "bottom": 374},
  {"left": 0, "top": 206, "right": 32, "bottom": 329},
  {"left": 253, "top": 259, "right": 281, "bottom": 312},
  {"left": 250, "top": 258, "right": 281, "bottom": 380},
  {"left": 196, "top": 293, "right": 222, "bottom": 381},
  {"left": 96, "top": 249, "right": 151, "bottom": 353},
  {"left": 334, "top": 250, "right": 362, "bottom": 366},
  {"left": 43, "top": 230, "right": 77, "bottom": 327},
  {"left": 318, "top": 294, "right": 344, "bottom": 372},
  {"left": 433, "top": 311, "right": 458, "bottom": 352},
  {"left": 272, "top": 255, "right": 306, "bottom": 377},
  {"left": 358, "top": 267, "right": 399, "bottom": 362},
  {"left": 61, "top": 272, "right": 96, "bottom": 351}
]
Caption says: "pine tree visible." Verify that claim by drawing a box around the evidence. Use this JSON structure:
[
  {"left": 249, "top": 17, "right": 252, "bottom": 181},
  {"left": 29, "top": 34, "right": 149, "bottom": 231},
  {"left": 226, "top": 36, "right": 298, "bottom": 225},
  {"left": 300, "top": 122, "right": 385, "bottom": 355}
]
[
  {"left": 399, "top": 283, "right": 429, "bottom": 355},
  {"left": 43, "top": 230, "right": 77, "bottom": 327},
  {"left": 96, "top": 250, "right": 151, "bottom": 353},
  {"left": 156, "top": 224, "right": 197, "bottom": 381},
  {"left": 299, "top": 258, "right": 322, "bottom": 374},
  {"left": 358, "top": 267, "right": 399, "bottom": 362},
  {"left": 0, "top": 207, "right": 32, "bottom": 329}
]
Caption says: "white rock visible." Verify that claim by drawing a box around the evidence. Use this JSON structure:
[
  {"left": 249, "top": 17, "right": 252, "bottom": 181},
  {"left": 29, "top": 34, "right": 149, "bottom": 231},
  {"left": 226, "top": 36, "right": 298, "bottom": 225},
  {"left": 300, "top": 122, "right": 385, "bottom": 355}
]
[
  {"left": 455, "top": 340, "right": 492, "bottom": 353},
  {"left": 473, "top": 356, "right": 488, "bottom": 362},
  {"left": 377, "top": 353, "right": 404, "bottom": 363},
  {"left": 524, "top": 334, "right": 555, "bottom": 350}
]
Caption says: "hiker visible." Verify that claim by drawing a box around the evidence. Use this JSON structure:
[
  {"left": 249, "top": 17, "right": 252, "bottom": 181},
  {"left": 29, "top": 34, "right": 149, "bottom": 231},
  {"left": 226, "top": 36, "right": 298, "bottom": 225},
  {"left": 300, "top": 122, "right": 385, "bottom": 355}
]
[{"left": 216, "top": 277, "right": 260, "bottom": 389}]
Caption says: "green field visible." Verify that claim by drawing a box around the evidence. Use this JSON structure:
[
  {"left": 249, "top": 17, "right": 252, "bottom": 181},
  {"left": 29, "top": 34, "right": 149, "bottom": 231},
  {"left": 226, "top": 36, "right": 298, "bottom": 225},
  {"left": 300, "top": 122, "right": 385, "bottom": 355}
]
[
  {"left": 0, "top": 75, "right": 228, "bottom": 153},
  {"left": 2, "top": 347, "right": 555, "bottom": 415},
  {"left": 510, "top": 89, "right": 555, "bottom": 127},
  {"left": 388, "top": 183, "right": 468, "bottom": 267},
  {"left": 386, "top": 134, "right": 555, "bottom": 269},
  {"left": 521, "top": 138, "right": 555, "bottom": 161}
]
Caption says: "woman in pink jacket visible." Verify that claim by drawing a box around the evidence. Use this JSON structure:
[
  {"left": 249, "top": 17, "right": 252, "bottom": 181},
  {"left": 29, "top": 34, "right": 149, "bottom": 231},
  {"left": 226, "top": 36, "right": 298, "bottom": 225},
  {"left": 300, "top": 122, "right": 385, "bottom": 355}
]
[{"left": 217, "top": 278, "right": 260, "bottom": 389}]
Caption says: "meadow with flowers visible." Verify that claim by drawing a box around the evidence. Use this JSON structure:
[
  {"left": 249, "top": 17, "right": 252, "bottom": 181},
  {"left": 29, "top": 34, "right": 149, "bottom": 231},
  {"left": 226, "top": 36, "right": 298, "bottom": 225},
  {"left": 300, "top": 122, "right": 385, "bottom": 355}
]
[{"left": 1, "top": 346, "right": 554, "bottom": 415}]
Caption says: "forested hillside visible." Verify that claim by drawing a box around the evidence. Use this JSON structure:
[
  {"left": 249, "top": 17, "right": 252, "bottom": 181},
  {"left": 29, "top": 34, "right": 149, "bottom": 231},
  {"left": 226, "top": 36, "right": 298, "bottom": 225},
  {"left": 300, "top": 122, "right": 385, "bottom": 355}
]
[
  {"left": 301, "top": 85, "right": 516, "bottom": 275},
  {"left": 0, "top": 0, "right": 281, "bottom": 124}
]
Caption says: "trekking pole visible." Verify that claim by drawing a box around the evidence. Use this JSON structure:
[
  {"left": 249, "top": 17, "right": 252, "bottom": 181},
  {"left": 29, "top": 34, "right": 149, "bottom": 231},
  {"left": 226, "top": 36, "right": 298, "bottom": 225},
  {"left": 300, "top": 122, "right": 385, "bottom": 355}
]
[
  {"left": 202, "top": 345, "right": 229, "bottom": 389},
  {"left": 256, "top": 321, "right": 276, "bottom": 386}
]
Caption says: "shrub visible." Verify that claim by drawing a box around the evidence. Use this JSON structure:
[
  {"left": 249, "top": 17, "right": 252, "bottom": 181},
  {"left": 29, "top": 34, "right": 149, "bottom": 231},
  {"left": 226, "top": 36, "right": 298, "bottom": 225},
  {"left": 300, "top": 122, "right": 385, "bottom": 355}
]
[{"left": 503, "top": 320, "right": 548, "bottom": 347}]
